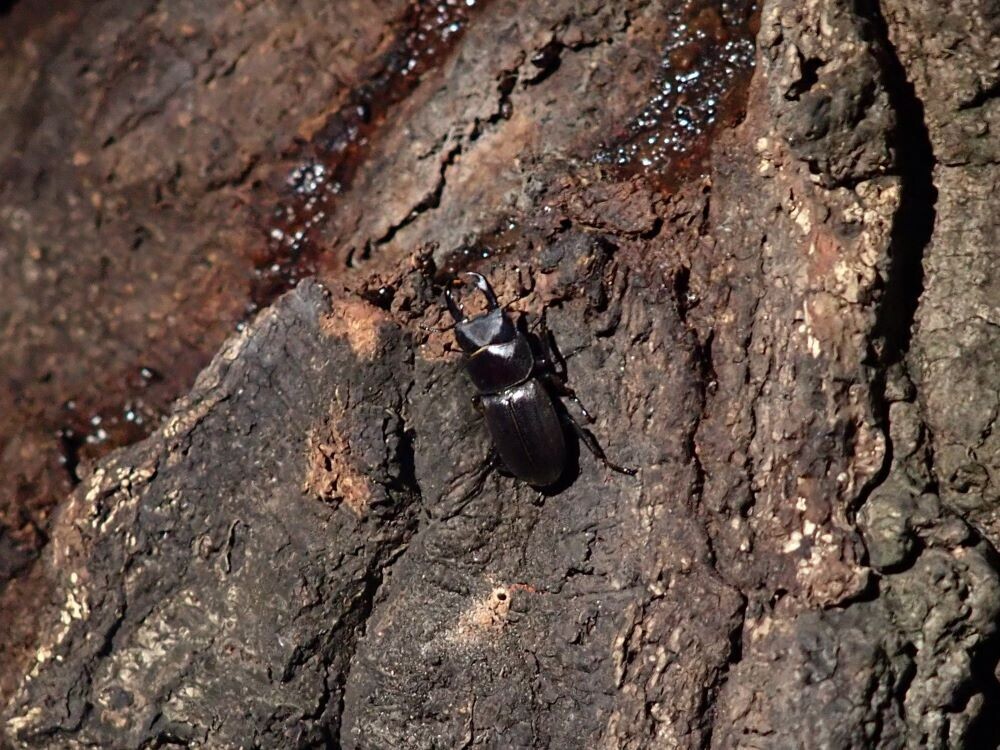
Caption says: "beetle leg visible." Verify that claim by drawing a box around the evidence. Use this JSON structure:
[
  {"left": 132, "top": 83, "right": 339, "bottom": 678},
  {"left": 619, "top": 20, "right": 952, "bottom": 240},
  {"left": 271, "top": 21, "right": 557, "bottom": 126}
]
[
  {"left": 539, "top": 371, "right": 595, "bottom": 423},
  {"left": 486, "top": 444, "right": 505, "bottom": 470},
  {"left": 533, "top": 319, "right": 568, "bottom": 379},
  {"left": 478, "top": 444, "right": 515, "bottom": 480},
  {"left": 535, "top": 317, "right": 587, "bottom": 370},
  {"left": 561, "top": 410, "right": 638, "bottom": 477},
  {"left": 532, "top": 319, "right": 598, "bottom": 422}
]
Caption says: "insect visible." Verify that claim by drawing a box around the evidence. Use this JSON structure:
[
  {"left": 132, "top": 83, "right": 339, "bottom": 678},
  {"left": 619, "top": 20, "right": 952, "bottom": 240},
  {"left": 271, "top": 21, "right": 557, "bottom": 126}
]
[{"left": 445, "top": 272, "right": 636, "bottom": 487}]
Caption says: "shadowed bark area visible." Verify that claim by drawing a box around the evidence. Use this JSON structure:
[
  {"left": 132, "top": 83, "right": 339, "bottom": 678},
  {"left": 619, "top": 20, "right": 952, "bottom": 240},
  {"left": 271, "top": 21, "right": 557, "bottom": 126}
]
[{"left": 2, "top": 0, "right": 999, "bottom": 747}]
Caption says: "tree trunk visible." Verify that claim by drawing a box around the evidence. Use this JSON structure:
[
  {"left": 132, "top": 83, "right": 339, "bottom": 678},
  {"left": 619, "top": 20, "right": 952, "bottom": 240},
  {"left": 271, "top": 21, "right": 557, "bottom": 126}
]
[{"left": 1, "top": 0, "right": 998, "bottom": 747}]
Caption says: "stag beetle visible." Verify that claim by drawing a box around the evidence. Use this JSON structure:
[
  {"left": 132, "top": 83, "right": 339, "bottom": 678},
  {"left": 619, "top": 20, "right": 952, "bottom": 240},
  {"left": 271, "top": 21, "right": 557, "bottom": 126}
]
[{"left": 445, "top": 272, "right": 636, "bottom": 487}]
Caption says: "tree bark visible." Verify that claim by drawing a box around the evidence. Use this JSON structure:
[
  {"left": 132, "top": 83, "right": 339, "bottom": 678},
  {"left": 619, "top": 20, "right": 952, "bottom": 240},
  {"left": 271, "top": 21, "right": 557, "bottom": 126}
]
[{"left": 1, "top": 0, "right": 999, "bottom": 748}]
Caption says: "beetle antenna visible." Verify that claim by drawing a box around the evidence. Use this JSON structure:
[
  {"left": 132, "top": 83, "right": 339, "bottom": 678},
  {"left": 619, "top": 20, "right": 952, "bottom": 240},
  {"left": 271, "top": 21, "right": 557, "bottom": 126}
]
[{"left": 418, "top": 321, "right": 455, "bottom": 333}]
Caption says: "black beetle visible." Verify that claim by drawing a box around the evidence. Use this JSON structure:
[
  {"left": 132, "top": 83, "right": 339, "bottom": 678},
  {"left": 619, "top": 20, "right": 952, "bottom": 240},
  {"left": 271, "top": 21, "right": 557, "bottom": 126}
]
[{"left": 445, "top": 272, "right": 636, "bottom": 487}]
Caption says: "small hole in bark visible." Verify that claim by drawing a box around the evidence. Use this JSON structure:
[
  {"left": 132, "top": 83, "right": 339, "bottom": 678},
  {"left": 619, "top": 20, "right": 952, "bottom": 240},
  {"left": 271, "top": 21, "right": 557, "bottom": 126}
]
[
  {"left": 769, "top": 588, "right": 788, "bottom": 607},
  {"left": 787, "top": 56, "right": 824, "bottom": 100},
  {"left": 528, "top": 41, "right": 562, "bottom": 83}
]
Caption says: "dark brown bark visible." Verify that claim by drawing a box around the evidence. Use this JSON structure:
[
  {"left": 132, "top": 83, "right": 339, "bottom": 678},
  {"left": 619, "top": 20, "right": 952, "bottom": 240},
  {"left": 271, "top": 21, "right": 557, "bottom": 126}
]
[{"left": 1, "top": 0, "right": 999, "bottom": 747}]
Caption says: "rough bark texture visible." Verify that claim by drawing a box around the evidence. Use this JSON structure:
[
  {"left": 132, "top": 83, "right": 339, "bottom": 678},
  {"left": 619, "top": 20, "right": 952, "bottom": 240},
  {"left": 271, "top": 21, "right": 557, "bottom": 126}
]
[{"left": 1, "top": 0, "right": 999, "bottom": 749}]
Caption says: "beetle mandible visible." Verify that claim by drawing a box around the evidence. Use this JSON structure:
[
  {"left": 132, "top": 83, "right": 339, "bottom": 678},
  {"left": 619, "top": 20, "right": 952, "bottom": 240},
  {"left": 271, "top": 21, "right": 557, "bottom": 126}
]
[{"left": 445, "top": 272, "right": 636, "bottom": 487}]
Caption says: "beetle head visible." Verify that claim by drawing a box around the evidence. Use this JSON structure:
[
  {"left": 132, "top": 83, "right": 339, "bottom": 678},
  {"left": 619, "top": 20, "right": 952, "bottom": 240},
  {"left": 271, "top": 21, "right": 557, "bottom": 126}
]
[{"left": 445, "top": 272, "right": 516, "bottom": 352}]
